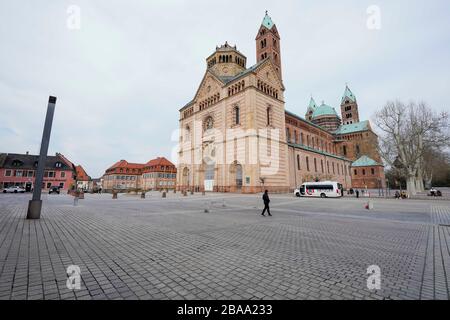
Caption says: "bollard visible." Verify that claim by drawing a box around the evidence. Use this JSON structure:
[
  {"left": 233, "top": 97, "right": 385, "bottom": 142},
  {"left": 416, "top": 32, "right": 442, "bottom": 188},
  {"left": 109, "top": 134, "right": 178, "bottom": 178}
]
[
  {"left": 162, "top": 191, "right": 166, "bottom": 198},
  {"left": 141, "top": 192, "right": 146, "bottom": 199},
  {"left": 365, "top": 201, "right": 374, "bottom": 210},
  {"left": 112, "top": 191, "right": 118, "bottom": 199}
]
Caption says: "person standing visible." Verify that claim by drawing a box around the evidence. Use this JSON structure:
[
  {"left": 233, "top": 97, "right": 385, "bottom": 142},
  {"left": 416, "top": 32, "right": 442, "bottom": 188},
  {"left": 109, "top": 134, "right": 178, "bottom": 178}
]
[
  {"left": 261, "top": 190, "right": 272, "bottom": 216},
  {"left": 356, "top": 189, "right": 360, "bottom": 198}
]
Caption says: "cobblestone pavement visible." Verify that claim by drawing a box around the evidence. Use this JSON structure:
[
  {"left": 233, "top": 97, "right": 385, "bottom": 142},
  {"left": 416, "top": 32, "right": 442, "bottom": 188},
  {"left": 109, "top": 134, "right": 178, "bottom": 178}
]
[{"left": 0, "top": 192, "right": 449, "bottom": 300}]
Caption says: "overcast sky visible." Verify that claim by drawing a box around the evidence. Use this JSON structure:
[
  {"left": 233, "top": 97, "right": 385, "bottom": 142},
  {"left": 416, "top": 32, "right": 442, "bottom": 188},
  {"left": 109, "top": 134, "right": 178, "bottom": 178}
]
[{"left": 1, "top": 0, "right": 449, "bottom": 177}]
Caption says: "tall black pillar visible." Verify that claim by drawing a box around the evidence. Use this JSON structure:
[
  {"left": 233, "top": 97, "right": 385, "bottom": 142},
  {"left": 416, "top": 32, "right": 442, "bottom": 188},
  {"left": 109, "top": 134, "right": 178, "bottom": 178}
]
[{"left": 27, "top": 96, "right": 57, "bottom": 219}]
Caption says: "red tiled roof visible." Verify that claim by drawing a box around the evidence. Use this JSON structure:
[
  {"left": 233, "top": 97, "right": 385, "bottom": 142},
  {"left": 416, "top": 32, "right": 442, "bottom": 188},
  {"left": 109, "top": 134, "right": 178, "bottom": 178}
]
[
  {"left": 105, "top": 159, "right": 145, "bottom": 175},
  {"left": 76, "top": 165, "right": 91, "bottom": 181},
  {"left": 145, "top": 157, "right": 175, "bottom": 167},
  {"left": 143, "top": 157, "right": 176, "bottom": 173}
]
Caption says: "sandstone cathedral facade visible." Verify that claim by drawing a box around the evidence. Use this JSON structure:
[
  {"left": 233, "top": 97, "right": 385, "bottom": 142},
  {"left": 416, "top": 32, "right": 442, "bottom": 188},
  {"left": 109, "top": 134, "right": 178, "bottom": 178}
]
[{"left": 177, "top": 13, "right": 386, "bottom": 193}]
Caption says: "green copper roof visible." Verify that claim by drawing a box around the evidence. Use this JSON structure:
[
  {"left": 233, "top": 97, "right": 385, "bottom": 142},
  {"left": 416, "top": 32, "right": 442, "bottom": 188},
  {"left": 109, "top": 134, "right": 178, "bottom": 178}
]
[
  {"left": 261, "top": 13, "right": 275, "bottom": 29},
  {"left": 334, "top": 120, "right": 369, "bottom": 135},
  {"left": 312, "top": 103, "right": 338, "bottom": 118},
  {"left": 341, "top": 85, "right": 356, "bottom": 104},
  {"left": 307, "top": 97, "right": 317, "bottom": 111},
  {"left": 351, "top": 155, "right": 382, "bottom": 167},
  {"left": 288, "top": 142, "right": 351, "bottom": 162}
]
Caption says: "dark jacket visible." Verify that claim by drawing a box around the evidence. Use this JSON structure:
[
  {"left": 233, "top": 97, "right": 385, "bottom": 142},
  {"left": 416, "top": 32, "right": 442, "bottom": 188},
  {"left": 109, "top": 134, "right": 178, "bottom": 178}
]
[{"left": 262, "top": 193, "right": 270, "bottom": 204}]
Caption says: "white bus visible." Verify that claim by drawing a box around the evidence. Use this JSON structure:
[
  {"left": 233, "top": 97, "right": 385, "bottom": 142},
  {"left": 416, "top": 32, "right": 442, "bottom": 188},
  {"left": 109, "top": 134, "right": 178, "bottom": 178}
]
[{"left": 294, "top": 181, "right": 343, "bottom": 198}]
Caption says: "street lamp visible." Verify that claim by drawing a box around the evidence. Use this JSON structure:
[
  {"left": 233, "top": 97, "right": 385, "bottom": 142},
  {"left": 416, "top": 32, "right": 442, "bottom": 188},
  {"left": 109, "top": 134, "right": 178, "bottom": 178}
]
[{"left": 27, "top": 96, "right": 57, "bottom": 219}]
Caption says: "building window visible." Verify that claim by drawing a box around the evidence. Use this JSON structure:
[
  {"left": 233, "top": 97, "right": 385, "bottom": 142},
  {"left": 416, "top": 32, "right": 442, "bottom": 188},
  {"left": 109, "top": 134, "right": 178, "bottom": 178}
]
[
  {"left": 321, "top": 160, "right": 324, "bottom": 173},
  {"left": 12, "top": 160, "right": 22, "bottom": 167},
  {"left": 59, "top": 183, "right": 64, "bottom": 188},
  {"left": 46, "top": 182, "right": 51, "bottom": 189},
  {"left": 356, "top": 145, "right": 360, "bottom": 155},
  {"left": 343, "top": 146, "right": 347, "bottom": 156},
  {"left": 61, "top": 171, "right": 66, "bottom": 178},
  {"left": 15, "top": 170, "right": 23, "bottom": 177},
  {"left": 286, "top": 128, "right": 290, "bottom": 143},
  {"left": 297, "top": 155, "right": 301, "bottom": 170},
  {"left": 371, "top": 168, "right": 375, "bottom": 175},
  {"left": 314, "top": 158, "right": 317, "bottom": 172},
  {"left": 332, "top": 163, "right": 335, "bottom": 174},
  {"left": 234, "top": 106, "right": 240, "bottom": 125},
  {"left": 354, "top": 169, "right": 358, "bottom": 175},
  {"left": 363, "top": 169, "right": 366, "bottom": 175},
  {"left": 5, "top": 170, "right": 11, "bottom": 177},
  {"left": 266, "top": 107, "right": 271, "bottom": 126},
  {"left": 55, "top": 162, "right": 62, "bottom": 168},
  {"left": 306, "top": 157, "right": 310, "bottom": 171}
]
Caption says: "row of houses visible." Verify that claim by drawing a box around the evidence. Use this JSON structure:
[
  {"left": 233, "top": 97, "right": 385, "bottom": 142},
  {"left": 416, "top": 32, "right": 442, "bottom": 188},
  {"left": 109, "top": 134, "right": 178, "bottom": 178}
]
[
  {"left": 0, "top": 152, "right": 176, "bottom": 193},
  {"left": 0, "top": 152, "right": 92, "bottom": 192},
  {"left": 102, "top": 157, "right": 177, "bottom": 192}
]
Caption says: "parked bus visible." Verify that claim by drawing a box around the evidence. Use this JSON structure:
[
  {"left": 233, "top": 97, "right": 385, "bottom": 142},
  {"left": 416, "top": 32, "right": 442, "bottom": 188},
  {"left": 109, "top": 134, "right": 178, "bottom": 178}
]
[{"left": 294, "top": 181, "right": 343, "bottom": 198}]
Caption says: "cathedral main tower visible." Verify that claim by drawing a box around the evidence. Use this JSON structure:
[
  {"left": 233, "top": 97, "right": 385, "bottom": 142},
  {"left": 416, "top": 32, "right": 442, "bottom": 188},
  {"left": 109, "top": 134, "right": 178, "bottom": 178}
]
[{"left": 255, "top": 11, "right": 282, "bottom": 80}]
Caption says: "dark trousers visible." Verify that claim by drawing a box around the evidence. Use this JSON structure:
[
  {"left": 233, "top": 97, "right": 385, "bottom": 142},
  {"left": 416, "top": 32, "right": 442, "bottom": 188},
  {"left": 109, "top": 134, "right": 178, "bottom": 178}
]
[{"left": 261, "top": 203, "right": 271, "bottom": 215}]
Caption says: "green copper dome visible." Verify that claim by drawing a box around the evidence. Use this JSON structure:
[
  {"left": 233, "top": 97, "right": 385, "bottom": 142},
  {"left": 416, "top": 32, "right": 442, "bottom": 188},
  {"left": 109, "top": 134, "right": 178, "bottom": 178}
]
[{"left": 312, "top": 103, "right": 338, "bottom": 118}]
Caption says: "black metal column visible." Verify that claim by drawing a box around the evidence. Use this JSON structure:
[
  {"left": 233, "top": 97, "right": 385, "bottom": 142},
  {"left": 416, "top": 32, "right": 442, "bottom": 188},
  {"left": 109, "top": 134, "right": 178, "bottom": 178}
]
[{"left": 27, "top": 96, "right": 57, "bottom": 219}]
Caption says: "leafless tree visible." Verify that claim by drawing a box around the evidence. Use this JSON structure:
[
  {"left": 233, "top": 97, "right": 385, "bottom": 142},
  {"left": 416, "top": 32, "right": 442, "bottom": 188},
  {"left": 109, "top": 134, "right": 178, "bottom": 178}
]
[{"left": 374, "top": 101, "right": 449, "bottom": 195}]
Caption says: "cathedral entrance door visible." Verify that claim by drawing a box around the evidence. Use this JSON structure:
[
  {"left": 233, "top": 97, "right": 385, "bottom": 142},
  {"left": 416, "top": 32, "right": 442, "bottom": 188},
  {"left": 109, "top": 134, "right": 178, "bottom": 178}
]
[
  {"left": 204, "top": 164, "right": 215, "bottom": 192},
  {"left": 235, "top": 164, "right": 243, "bottom": 190}
]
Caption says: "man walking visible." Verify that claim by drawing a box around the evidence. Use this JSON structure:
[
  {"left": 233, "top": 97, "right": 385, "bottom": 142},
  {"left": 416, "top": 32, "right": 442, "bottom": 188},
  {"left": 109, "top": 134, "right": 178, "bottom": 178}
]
[{"left": 261, "top": 190, "right": 272, "bottom": 216}]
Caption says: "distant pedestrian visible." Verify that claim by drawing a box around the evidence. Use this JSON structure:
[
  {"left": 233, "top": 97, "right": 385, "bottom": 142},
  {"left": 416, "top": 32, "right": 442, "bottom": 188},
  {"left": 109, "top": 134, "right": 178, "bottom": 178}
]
[
  {"left": 356, "top": 190, "right": 360, "bottom": 198},
  {"left": 261, "top": 190, "right": 272, "bottom": 216}
]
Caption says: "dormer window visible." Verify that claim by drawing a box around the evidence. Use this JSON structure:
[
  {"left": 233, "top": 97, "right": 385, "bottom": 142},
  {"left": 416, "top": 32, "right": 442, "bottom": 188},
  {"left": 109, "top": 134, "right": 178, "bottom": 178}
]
[
  {"left": 55, "top": 162, "right": 62, "bottom": 168},
  {"left": 12, "top": 160, "right": 23, "bottom": 167}
]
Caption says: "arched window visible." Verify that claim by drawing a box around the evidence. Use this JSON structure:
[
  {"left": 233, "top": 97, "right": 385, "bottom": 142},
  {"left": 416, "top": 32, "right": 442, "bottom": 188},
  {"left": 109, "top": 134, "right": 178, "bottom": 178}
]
[
  {"left": 234, "top": 106, "right": 240, "bottom": 125},
  {"left": 185, "top": 125, "right": 191, "bottom": 141},
  {"left": 297, "top": 154, "right": 301, "bottom": 170}
]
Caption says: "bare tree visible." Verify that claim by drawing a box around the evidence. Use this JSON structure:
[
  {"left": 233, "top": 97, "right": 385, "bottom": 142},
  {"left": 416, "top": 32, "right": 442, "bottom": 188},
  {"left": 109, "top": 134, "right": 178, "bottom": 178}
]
[{"left": 374, "top": 101, "right": 449, "bottom": 196}]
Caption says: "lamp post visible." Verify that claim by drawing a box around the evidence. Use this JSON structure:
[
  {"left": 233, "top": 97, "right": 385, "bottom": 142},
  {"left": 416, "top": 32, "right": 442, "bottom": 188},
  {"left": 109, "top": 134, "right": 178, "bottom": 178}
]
[{"left": 27, "top": 96, "right": 57, "bottom": 219}]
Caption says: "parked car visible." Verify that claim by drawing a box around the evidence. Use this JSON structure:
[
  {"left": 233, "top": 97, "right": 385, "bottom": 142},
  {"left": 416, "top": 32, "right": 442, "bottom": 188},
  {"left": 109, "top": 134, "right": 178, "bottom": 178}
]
[
  {"left": 3, "top": 186, "right": 26, "bottom": 193},
  {"left": 49, "top": 186, "right": 61, "bottom": 194}
]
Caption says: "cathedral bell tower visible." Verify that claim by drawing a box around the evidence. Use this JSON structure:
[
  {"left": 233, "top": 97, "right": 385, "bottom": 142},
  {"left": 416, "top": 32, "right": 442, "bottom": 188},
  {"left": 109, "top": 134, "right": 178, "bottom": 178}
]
[
  {"left": 340, "top": 85, "right": 359, "bottom": 125},
  {"left": 255, "top": 11, "right": 282, "bottom": 80}
]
